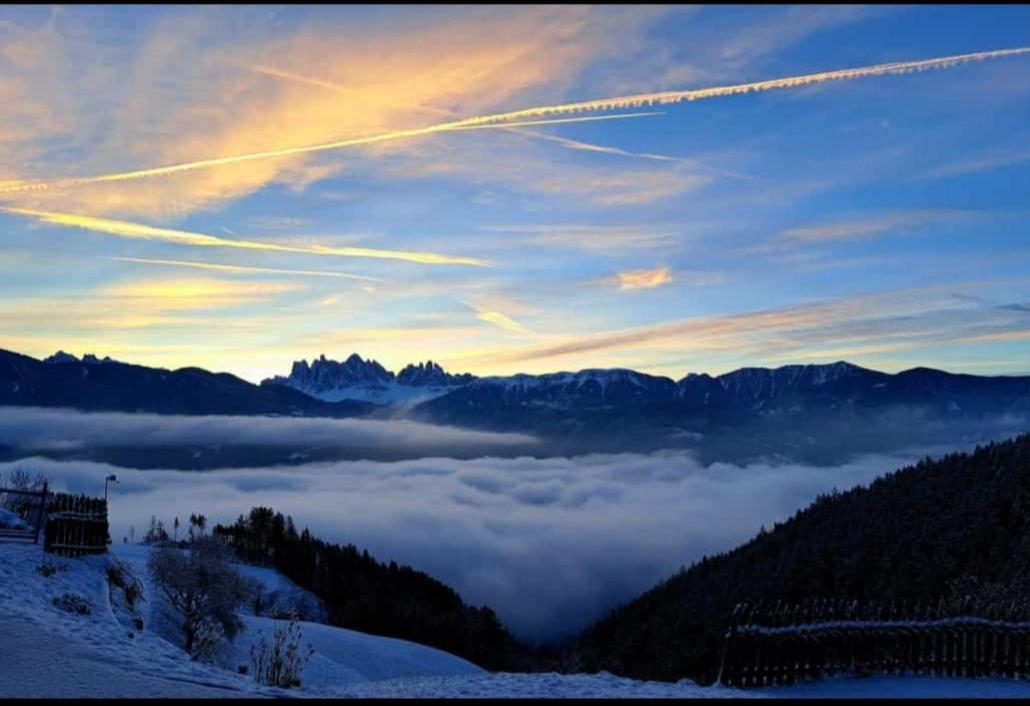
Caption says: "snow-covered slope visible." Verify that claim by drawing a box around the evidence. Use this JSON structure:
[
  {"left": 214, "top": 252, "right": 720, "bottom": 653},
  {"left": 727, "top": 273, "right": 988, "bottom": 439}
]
[
  {"left": 0, "top": 542, "right": 268, "bottom": 697},
  {"left": 112, "top": 543, "right": 483, "bottom": 688},
  {"left": 0, "top": 541, "right": 729, "bottom": 697},
  {"left": 7, "top": 540, "right": 1026, "bottom": 698},
  {"left": 0, "top": 541, "right": 483, "bottom": 697}
]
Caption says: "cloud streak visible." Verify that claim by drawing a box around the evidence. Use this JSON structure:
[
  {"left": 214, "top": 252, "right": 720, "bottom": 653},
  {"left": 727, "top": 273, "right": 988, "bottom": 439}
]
[
  {"left": 0, "top": 114, "right": 659, "bottom": 196},
  {"left": 475, "top": 308, "right": 534, "bottom": 336},
  {"left": 2, "top": 207, "right": 490, "bottom": 267},
  {"left": 106, "top": 256, "right": 380, "bottom": 281}
]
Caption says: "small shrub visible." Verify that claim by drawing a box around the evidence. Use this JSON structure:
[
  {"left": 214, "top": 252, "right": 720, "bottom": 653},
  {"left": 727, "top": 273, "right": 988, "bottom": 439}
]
[
  {"left": 250, "top": 616, "right": 315, "bottom": 688},
  {"left": 36, "top": 562, "right": 60, "bottom": 577},
  {"left": 107, "top": 561, "right": 144, "bottom": 609},
  {"left": 53, "top": 593, "right": 92, "bottom": 615}
]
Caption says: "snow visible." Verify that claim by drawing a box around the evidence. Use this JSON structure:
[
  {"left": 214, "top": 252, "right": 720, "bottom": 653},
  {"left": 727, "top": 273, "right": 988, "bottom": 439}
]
[
  {"left": 0, "top": 614, "right": 242, "bottom": 698},
  {"left": 0, "top": 540, "right": 733, "bottom": 698},
  {"left": 323, "top": 672, "right": 743, "bottom": 698},
  {"left": 303, "top": 381, "right": 456, "bottom": 407},
  {"left": 5, "top": 538, "right": 1030, "bottom": 698},
  {"left": 756, "top": 675, "right": 1030, "bottom": 699},
  {"left": 0, "top": 541, "right": 275, "bottom": 698},
  {"left": 0, "top": 507, "right": 32, "bottom": 530}
]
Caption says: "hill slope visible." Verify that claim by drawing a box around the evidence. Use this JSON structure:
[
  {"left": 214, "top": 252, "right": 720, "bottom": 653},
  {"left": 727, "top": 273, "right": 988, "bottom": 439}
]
[
  {"left": 575, "top": 432, "right": 1030, "bottom": 684},
  {"left": 0, "top": 349, "right": 374, "bottom": 418}
]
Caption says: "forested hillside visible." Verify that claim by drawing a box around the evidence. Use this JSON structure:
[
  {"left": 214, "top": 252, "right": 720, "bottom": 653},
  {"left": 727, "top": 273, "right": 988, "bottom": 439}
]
[
  {"left": 575, "top": 433, "right": 1030, "bottom": 684},
  {"left": 214, "top": 508, "right": 530, "bottom": 671}
]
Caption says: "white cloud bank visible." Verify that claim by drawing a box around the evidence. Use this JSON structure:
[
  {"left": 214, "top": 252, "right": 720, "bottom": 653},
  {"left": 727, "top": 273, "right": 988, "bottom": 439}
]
[
  {"left": 0, "top": 407, "right": 536, "bottom": 454},
  {"left": 0, "top": 445, "right": 949, "bottom": 644}
]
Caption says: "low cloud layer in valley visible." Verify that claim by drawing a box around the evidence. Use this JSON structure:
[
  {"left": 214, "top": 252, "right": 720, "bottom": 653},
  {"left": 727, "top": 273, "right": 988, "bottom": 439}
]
[
  {"left": 0, "top": 406, "right": 537, "bottom": 458},
  {"left": 1, "top": 445, "right": 958, "bottom": 644}
]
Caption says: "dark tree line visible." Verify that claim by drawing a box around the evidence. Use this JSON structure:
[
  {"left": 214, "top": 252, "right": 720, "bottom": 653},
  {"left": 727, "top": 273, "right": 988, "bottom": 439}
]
[
  {"left": 213, "top": 507, "right": 531, "bottom": 671},
  {"left": 573, "top": 432, "right": 1030, "bottom": 685}
]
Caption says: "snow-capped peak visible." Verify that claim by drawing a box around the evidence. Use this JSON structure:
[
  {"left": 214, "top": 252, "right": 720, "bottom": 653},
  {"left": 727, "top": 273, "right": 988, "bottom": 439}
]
[{"left": 263, "top": 354, "right": 475, "bottom": 405}]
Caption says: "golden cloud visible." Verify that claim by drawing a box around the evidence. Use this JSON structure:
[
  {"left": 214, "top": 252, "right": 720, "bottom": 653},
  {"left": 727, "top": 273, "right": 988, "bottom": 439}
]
[
  {"left": 3, "top": 207, "right": 489, "bottom": 266},
  {"left": 615, "top": 266, "right": 673, "bottom": 290}
]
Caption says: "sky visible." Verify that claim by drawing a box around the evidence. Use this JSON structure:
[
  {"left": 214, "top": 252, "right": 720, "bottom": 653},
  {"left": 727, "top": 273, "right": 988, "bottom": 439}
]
[{"left": 1, "top": 4, "right": 1029, "bottom": 383}]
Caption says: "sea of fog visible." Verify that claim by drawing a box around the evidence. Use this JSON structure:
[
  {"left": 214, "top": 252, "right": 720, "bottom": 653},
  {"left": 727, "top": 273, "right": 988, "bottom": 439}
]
[{"left": 0, "top": 407, "right": 967, "bottom": 644}]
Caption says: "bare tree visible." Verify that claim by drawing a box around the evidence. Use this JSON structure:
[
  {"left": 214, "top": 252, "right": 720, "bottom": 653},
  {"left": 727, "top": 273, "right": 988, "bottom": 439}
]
[
  {"left": 2, "top": 468, "right": 47, "bottom": 515},
  {"left": 148, "top": 537, "right": 257, "bottom": 659}
]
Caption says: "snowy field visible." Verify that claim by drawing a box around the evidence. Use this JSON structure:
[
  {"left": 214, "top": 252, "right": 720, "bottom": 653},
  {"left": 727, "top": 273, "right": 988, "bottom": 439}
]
[{"left": 3, "top": 540, "right": 1030, "bottom": 698}]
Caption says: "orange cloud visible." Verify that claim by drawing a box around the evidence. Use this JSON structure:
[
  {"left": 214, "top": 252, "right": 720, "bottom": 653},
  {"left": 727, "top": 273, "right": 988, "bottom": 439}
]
[
  {"left": 615, "top": 266, "right": 673, "bottom": 290},
  {"left": 0, "top": 6, "right": 658, "bottom": 218}
]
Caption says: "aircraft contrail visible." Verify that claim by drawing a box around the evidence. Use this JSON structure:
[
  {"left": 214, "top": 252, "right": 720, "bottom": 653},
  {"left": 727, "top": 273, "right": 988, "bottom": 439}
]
[
  {"left": 1, "top": 47, "right": 1026, "bottom": 194},
  {"left": 441, "top": 47, "right": 1030, "bottom": 126},
  {"left": 0, "top": 113, "right": 659, "bottom": 195}
]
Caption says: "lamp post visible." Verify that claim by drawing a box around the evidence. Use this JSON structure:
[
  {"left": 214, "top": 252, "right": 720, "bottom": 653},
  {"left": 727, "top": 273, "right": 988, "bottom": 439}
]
[{"left": 104, "top": 474, "right": 118, "bottom": 502}]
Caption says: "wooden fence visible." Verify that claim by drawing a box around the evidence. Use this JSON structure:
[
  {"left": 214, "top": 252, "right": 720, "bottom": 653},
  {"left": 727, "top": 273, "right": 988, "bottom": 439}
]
[
  {"left": 43, "top": 492, "right": 109, "bottom": 557},
  {"left": 718, "top": 599, "right": 1030, "bottom": 687},
  {"left": 0, "top": 482, "right": 47, "bottom": 544}
]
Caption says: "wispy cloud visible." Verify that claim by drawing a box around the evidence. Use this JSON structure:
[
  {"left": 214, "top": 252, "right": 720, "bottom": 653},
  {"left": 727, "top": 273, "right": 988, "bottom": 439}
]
[
  {"left": 486, "top": 224, "right": 681, "bottom": 253},
  {"left": 749, "top": 209, "right": 974, "bottom": 255},
  {"left": 96, "top": 277, "right": 303, "bottom": 312},
  {"left": 2, "top": 207, "right": 490, "bottom": 266},
  {"left": 475, "top": 308, "right": 534, "bottom": 336},
  {"left": 106, "top": 256, "right": 380, "bottom": 281},
  {"left": 922, "top": 147, "right": 1030, "bottom": 179},
  {"left": 446, "top": 281, "right": 1030, "bottom": 372}
]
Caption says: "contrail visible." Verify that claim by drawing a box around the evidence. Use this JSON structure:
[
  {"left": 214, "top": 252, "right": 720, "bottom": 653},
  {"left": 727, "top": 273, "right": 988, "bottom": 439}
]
[
  {"left": 0, "top": 113, "right": 659, "bottom": 195},
  {"left": 1, "top": 47, "right": 1026, "bottom": 194},
  {"left": 447, "top": 47, "right": 1030, "bottom": 125},
  {"left": 2, "top": 207, "right": 491, "bottom": 266},
  {"left": 105, "top": 256, "right": 381, "bottom": 281}
]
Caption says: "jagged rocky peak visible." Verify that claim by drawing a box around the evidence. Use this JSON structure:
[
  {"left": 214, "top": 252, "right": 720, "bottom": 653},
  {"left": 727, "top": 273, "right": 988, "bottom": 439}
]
[
  {"left": 44, "top": 351, "right": 116, "bottom": 365},
  {"left": 270, "top": 352, "right": 395, "bottom": 393},
  {"left": 397, "top": 360, "right": 477, "bottom": 387},
  {"left": 44, "top": 350, "right": 79, "bottom": 364}
]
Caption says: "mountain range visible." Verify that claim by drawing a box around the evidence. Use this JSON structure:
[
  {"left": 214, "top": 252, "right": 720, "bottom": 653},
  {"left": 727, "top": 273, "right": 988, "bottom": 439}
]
[{"left": 2, "top": 348, "right": 1029, "bottom": 465}]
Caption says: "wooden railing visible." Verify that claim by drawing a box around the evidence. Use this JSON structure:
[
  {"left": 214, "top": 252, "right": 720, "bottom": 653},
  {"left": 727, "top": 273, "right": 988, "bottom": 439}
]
[
  {"left": 44, "top": 492, "right": 109, "bottom": 557},
  {"left": 0, "top": 482, "right": 47, "bottom": 544},
  {"left": 718, "top": 599, "right": 1030, "bottom": 687}
]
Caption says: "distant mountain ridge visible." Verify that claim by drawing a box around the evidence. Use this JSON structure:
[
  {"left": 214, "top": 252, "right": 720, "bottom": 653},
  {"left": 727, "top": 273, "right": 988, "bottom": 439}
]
[
  {"left": 10, "top": 347, "right": 1030, "bottom": 426},
  {"left": 0, "top": 348, "right": 374, "bottom": 418},
  {"left": 3, "top": 347, "right": 1029, "bottom": 465},
  {"left": 10, "top": 349, "right": 1030, "bottom": 426}
]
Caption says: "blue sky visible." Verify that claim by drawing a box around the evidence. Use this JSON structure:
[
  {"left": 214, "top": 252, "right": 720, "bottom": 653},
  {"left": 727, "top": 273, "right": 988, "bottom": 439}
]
[{"left": 0, "top": 4, "right": 1028, "bottom": 382}]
